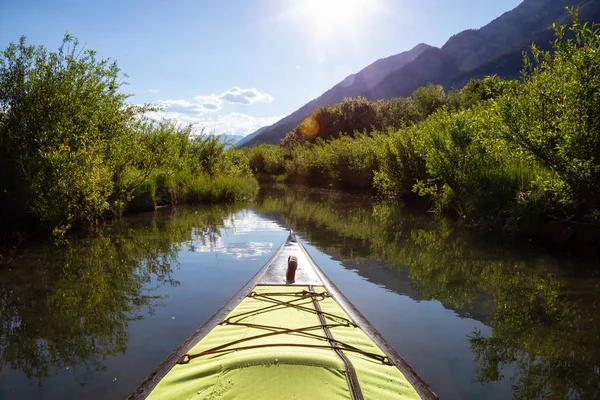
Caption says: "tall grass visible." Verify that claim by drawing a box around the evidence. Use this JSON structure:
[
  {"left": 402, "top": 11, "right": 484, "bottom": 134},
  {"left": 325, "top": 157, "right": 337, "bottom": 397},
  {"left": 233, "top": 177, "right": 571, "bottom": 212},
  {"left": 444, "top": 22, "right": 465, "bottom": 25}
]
[{"left": 129, "top": 169, "right": 257, "bottom": 212}]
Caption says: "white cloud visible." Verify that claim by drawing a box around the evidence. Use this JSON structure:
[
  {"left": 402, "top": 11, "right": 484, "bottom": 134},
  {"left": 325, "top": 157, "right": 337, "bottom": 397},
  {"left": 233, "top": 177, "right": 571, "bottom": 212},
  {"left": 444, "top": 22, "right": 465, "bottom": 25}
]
[
  {"left": 192, "top": 94, "right": 222, "bottom": 112},
  {"left": 158, "top": 99, "right": 198, "bottom": 113},
  {"left": 148, "top": 88, "right": 160, "bottom": 93},
  {"left": 150, "top": 87, "right": 278, "bottom": 136},
  {"left": 147, "top": 109, "right": 282, "bottom": 137},
  {"left": 220, "top": 87, "right": 273, "bottom": 105},
  {"left": 157, "top": 98, "right": 218, "bottom": 114},
  {"left": 157, "top": 87, "right": 273, "bottom": 115}
]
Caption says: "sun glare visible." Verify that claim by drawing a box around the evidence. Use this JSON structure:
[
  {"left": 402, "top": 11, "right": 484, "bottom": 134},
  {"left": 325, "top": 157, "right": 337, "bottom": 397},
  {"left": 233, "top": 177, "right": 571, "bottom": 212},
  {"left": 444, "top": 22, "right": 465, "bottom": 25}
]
[
  {"left": 310, "top": 0, "right": 364, "bottom": 24},
  {"left": 292, "top": 0, "right": 380, "bottom": 43}
]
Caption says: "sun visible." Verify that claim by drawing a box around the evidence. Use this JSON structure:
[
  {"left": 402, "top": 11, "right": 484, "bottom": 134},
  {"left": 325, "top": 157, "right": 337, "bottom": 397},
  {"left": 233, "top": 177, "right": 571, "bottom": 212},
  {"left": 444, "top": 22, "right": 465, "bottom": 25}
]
[
  {"left": 291, "top": 0, "right": 380, "bottom": 43},
  {"left": 308, "top": 0, "right": 365, "bottom": 25}
]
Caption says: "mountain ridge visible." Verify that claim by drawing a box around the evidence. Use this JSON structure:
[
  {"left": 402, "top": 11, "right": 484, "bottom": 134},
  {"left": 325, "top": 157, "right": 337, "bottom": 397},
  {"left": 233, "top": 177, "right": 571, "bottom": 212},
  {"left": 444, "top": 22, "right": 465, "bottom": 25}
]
[
  {"left": 236, "top": 43, "right": 432, "bottom": 147},
  {"left": 235, "top": 126, "right": 269, "bottom": 147}
]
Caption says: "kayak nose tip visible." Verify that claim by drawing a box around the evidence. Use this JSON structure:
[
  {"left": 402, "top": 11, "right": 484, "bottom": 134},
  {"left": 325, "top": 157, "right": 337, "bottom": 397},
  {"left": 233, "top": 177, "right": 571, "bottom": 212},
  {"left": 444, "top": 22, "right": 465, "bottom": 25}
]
[{"left": 288, "top": 229, "right": 297, "bottom": 242}]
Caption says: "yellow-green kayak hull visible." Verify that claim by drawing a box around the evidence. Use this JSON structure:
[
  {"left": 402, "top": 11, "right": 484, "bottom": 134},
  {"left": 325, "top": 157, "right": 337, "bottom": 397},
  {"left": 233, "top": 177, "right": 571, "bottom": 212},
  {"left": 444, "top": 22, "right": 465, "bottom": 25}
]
[{"left": 129, "top": 232, "right": 436, "bottom": 400}]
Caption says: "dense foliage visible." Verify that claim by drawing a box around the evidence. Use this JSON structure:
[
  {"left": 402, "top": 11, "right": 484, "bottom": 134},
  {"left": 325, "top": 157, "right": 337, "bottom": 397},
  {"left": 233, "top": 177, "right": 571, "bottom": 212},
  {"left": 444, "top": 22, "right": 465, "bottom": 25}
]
[
  {"left": 280, "top": 84, "right": 444, "bottom": 148},
  {"left": 247, "top": 10, "right": 600, "bottom": 238},
  {"left": 0, "top": 35, "right": 257, "bottom": 241},
  {"left": 2, "top": 9, "right": 597, "bottom": 243}
]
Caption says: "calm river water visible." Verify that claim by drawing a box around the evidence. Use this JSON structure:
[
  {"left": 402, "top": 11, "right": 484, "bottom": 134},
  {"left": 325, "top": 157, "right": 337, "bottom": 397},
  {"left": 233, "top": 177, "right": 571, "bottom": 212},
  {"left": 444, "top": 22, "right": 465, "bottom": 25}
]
[{"left": 1, "top": 186, "right": 599, "bottom": 399}]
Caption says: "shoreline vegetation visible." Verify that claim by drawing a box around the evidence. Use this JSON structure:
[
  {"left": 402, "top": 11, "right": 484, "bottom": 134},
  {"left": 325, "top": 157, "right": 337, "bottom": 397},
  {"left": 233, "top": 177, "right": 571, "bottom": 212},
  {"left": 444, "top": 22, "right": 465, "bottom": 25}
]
[
  {"left": 242, "top": 10, "right": 600, "bottom": 248},
  {"left": 1, "top": 9, "right": 599, "bottom": 250},
  {"left": 0, "top": 35, "right": 257, "bottom": 246}
]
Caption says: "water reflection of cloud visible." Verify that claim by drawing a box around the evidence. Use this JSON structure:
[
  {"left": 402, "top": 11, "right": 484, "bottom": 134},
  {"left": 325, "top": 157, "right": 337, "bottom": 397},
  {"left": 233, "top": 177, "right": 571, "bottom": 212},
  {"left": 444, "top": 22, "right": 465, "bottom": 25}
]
[
  {"left": 223, "top": 211, "right": 283, "bottom": 234},
  {"left": 179, "top": 211, "right": 282, "bottom": 259},
  {"left": 190, "top": 236, "right": 273, "bottom": 260}
]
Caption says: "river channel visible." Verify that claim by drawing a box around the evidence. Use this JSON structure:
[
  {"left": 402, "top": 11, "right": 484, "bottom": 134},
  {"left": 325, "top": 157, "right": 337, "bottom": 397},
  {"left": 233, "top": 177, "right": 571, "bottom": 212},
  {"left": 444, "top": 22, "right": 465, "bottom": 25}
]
[{"left": 1, "top": 186, "right": 599, "bottom": 399}]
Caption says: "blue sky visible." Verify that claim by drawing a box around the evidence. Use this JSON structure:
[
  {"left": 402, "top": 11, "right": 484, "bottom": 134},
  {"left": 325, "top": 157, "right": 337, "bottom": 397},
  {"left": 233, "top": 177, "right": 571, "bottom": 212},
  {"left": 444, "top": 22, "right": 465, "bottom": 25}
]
[{"left": 1, "top": 0, "right": 522, "bottom": 136}]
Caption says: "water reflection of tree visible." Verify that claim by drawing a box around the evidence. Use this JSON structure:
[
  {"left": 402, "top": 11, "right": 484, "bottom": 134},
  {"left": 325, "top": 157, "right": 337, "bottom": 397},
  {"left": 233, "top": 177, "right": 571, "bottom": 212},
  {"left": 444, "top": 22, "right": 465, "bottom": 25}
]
[
  {"left": 0, "top": 205, "right": 241, "bottom": 385},
  {"left": 256, "top": 187, "right": 600, "bottom": 399}
]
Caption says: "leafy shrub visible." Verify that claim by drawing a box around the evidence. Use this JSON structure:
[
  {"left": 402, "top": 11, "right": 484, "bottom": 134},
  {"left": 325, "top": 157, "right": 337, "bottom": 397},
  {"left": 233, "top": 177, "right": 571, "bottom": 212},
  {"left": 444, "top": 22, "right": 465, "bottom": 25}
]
[
  {"left": 374, "top": 127, "right": 427, "bottom": 200},
  {"left": 318, "top": 133, "right": 384, "bottom": 190},
  {"left": 374, "top": 97, "right": 421, "bottom": 129},
  {"left": 448, "top": 75, "right": 511, "bottom": 111},
  {"left": 246, "top": 145, "right": 285, "bottom": 178},
  {"left": 0, "top": 35, "right": 259, "bottom": 239},
  {"left": 0, "top": 35, "right": 150, "bottom": 235},
  {"left": 500, "top": 9, "right": 600, "bottom": 218},
  {"left": 412, "top": 83, "right": 447, "bottom": 118},
  {"left": 411, "top": 105, "right": 545, "bottom": 228}
]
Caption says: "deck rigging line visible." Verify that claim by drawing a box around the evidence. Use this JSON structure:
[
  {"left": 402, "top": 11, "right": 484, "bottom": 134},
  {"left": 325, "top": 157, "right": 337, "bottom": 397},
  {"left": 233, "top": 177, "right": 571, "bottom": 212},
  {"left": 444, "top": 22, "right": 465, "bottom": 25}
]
[
  {"left": 221, "top": 290, "right": 356, "bottom": 326},
  {"left": 176, "top": 289, "right": 391, "bottom": 380}
]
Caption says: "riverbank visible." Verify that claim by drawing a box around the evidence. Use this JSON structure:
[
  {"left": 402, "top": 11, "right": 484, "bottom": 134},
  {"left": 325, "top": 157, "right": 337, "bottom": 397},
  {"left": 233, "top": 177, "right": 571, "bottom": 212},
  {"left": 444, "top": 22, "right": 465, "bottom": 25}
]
[
  {"left": 3, "top": 14, "right": 599, "bottom": 249},
  {"left": 0, "top": 35, "right": 257, "bottom": 247}
]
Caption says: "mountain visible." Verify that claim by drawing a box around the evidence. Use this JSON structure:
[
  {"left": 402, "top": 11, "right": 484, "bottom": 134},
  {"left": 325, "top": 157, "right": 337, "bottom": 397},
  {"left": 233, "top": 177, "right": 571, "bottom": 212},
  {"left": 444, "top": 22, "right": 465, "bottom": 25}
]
[
  {"left": 242, "top": 0, "right": 598, "bottom": 147},
  {"left": 448, "top": 0, "right": 600, "bottom": 89},
  {"left": 238, "top": 43, "right": 432, "bottom": 146},
  {"left": 235, "top": 126, "right": 269, "bottom": 148},
  {"left": 364, "top": 0, "right": 569, "bottom": 100},
  {"left": 441, "top": 0, "right": 570, "bottom": 73},
  {"left": 364, "top": 47, "right": 460, "bottom": 100},
  {"left": 211, "top": 134, "right": 244, "bottom": 148}
]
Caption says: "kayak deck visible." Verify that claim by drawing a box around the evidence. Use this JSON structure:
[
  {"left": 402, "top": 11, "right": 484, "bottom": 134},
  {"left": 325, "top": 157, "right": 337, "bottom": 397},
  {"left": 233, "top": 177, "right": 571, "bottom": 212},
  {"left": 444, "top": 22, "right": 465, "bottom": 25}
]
[
  {"left": 258, "top": 236, "right": 320, "bottom": 285},
  {"left": 131, "top": 232, "right": 436, "bottom": 400}
]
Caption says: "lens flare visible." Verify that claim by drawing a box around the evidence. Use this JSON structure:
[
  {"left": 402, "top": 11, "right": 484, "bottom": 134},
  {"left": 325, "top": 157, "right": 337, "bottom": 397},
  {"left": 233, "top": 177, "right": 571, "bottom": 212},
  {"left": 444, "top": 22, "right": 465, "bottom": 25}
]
[{"left": 300, "top": 117, "right": 319, "bottom": 139}]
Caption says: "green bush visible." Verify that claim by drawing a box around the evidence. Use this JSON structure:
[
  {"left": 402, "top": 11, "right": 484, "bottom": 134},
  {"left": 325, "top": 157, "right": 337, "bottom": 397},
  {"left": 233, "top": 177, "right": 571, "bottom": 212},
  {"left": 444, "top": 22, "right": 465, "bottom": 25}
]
[
  {"left": 374, "top": 97, "right": 421, "bottom": 129},
  {"left": 0, "top": 36, "right": 259, "bottom": 239},
  {"left": 0, "top": 35, "right": 149, "bottom": 234},
  {"left": 448, "top": 75, "right": 511, "bottom": 111},
  {"left": 412, "top": 83, "right": 447, "bottom": 118},
  {"left": 128, "top": 180, "right": 157, "bottom": 213},
  {"left": 374, "top": 127, "right": 427, "bottom": 200},
  {"left": 184, "top": 174, "right": 258, "bottom": 203},
  {"left": 245, "top": 145, "right": 285, "bottom": 179},
  {"left": 284, "top": 144, "right": 327, "bottom": 186},
  {"left": 500, "top": 8, "right": 600, "bottom": 218},
  {"left": 317, "top": 133, "right": 384, "bottom": 190},
  {"left": 410, "top": 104, "right": 550, "bottom": 230}
]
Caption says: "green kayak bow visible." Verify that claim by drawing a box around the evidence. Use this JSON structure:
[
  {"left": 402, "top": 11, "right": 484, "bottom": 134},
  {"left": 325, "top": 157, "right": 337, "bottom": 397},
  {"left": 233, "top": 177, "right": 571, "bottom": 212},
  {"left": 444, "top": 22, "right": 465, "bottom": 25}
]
[{"left": 129, "top": 231, "right": 437, "bottom": 400}]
